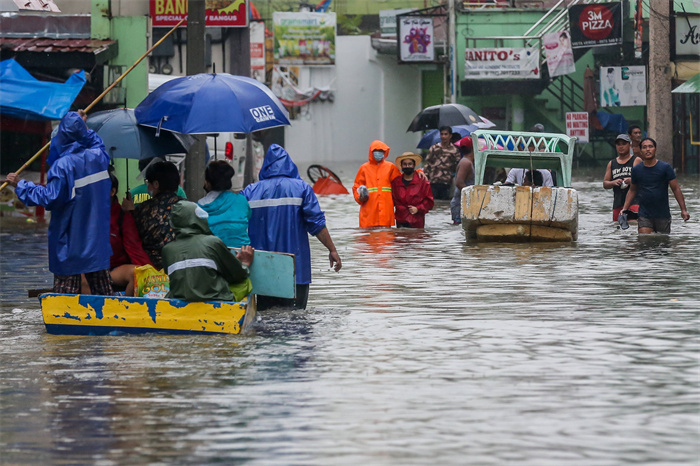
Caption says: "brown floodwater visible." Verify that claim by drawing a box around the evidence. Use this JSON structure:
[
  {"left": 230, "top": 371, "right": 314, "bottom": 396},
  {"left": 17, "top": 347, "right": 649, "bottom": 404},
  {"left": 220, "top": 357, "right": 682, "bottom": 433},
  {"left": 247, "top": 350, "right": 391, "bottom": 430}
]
[{"left": 1, "top": 168, "right": 698, "bottom": 464}]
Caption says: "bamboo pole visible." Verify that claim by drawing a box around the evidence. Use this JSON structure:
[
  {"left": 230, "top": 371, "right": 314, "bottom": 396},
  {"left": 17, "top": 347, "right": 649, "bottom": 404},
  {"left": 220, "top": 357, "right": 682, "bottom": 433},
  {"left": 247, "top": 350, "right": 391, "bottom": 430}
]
[{"left": 0, "top": 17, "right": 186, "bottom": 192}]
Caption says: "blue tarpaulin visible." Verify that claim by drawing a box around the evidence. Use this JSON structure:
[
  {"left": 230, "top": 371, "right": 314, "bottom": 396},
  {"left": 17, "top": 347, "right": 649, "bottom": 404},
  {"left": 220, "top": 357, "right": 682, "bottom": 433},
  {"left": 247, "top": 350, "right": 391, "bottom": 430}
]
[
  {"left": 596, "top": 111, "right": 628, "bottom": 134},
  {"left": 0, "top": 58, "right": 86, "bottom": 120}
]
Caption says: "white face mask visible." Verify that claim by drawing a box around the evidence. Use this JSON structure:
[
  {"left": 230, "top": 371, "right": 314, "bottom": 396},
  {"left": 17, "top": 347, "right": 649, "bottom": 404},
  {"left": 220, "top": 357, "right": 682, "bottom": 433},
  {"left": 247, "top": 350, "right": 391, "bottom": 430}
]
[{"left": 373, "top": 151, "right": 384, "bottom": 162}]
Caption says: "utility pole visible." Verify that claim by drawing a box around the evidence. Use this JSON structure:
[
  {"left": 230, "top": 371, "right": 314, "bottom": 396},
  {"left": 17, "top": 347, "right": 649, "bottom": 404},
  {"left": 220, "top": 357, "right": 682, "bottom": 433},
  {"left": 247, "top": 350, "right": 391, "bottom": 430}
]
[
  {"left": 448, "top": 0, "right": 457, "bottom": 104},
  {"left": 185, "top": 0, "right": 206, "bottom": 200},
  {"left": 647, "top": 0, "right": 673, "bottom": 163},
  {"left": 228, "top": 22, "right": 254, "bottom": 188}
]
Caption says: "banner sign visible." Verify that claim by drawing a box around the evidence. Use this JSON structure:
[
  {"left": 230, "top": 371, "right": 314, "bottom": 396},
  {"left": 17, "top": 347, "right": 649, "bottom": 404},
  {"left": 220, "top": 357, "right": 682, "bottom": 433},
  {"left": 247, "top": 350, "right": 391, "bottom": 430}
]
[
  {"left": 600, "top": 66, "right": 646, "bottom": 107},
  {"left": 273, "top": 12, "right": 336, "bottom": 66},
  {"left": 675, "top": 14, "right": 700, "bottom": 57},
  {"left": 633, "top": 0, "right": 643, "bottom": 59},
  {"left": 566, "top": 112, "right": 589, "bottom": 143},
  {"left": 380, "top": 9, "right": 414, "bottom": 38},
  {"left": 543, "top": 30, "right": 576, "bottom": 77},
  {"left": 250, "top": 21, "right": 266, "bottom": 82},
  {"left": 150, "top": 0, "right": 248, "bottom": 27},
  {"left": 568, "top": 2, "right": 622, "bottom": 49},
  {"left": 464, "top": 48, "right": 540, "bottom": 80},
  {"left": 399, "top": 17, "right": 434, "bottom": 62}
]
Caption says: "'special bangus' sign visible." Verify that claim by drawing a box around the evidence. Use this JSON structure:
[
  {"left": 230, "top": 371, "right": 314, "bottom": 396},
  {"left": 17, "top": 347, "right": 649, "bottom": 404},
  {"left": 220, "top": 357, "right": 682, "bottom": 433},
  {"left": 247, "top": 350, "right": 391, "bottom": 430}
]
[{"left": 568, "top": 2, "right": 622, "bottom": 49}]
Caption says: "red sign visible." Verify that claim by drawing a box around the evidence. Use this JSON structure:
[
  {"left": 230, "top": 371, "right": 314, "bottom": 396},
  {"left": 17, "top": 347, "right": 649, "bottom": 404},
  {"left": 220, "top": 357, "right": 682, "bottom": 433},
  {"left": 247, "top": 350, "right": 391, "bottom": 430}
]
[
  {"left": 150, "top": 0, "right": 248, "bottom": 28},
  {"left": 578, "top": 5, "right": 614, "bottom": 41},
  {"left": 565, "top": 112, "right": 589, "bottom": 143}
]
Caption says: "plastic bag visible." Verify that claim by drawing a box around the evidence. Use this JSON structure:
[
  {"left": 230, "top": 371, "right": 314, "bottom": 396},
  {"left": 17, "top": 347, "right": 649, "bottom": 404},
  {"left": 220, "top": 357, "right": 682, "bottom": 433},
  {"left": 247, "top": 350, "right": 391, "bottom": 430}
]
[
  {"left": 134, "top": 265, "right": 170, "bottom": 298},
  {"left": 229, "top": 278, "right": 253, "bottom": 302}
]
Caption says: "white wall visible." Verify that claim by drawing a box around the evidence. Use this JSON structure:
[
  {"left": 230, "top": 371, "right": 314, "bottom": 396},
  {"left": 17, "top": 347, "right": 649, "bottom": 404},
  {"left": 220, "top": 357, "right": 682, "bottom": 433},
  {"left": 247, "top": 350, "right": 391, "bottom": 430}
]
[{"left": 283, "top": 36, "right": 422, "bottom": 165}]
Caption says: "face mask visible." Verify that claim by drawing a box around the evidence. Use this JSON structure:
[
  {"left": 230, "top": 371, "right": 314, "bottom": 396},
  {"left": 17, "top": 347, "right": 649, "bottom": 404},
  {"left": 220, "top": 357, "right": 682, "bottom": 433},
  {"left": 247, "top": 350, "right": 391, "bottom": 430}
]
[
  {"left": 373, "top": 151, "right": 384, "bottom": 162},
  {"left": 402, "top": 167, "right": 414, "bottom": 175}
]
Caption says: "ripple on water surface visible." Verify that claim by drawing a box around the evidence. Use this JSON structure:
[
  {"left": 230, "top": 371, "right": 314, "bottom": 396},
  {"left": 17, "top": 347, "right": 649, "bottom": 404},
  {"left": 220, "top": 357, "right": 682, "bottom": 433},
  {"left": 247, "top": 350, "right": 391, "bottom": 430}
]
[{"left": 0, "top": 171, "right": 698, "bottom": 464}]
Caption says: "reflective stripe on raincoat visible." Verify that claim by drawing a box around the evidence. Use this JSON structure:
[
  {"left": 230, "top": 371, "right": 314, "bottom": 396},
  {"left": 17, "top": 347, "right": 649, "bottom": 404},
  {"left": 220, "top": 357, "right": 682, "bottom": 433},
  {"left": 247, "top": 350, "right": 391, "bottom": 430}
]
[
  {"left": 15, "top": 111, "right": 112, "bottom": 276},
  {"left": 162, "top": 201, "right": 249, "bottom": 302},
  {"left": 241, "top": 144, "right": 326, "bottom": 285},
  {"left": 352, "top": 140, "right": 401, "bottom": 228}
]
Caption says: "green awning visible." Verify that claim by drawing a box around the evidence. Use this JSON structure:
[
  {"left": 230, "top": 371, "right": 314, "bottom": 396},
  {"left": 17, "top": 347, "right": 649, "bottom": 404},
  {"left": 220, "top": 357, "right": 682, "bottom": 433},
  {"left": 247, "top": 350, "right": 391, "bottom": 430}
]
[{"left": 672, "top": 72, "right": 700, "bottom": 94}]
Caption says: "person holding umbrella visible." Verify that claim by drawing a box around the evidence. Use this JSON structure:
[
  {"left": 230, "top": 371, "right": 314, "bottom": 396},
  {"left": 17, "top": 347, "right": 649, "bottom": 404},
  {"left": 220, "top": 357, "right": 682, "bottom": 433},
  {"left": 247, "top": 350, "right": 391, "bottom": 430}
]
[{"left": 424, "top": 126, "right": 460, "bottom": 200}]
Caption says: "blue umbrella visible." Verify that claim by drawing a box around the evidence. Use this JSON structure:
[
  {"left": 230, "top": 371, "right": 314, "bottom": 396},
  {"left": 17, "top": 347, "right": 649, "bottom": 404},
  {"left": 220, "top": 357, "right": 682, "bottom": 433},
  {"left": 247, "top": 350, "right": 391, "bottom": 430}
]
[
  {"left": 135, "top": 73, "right": 291, "bottom": 134},
  {"left": 86, "top": 108, "right": 194, "bottom": 160},
  {"left": 417, "top": 125, "right": 477, "bottom": 150}
]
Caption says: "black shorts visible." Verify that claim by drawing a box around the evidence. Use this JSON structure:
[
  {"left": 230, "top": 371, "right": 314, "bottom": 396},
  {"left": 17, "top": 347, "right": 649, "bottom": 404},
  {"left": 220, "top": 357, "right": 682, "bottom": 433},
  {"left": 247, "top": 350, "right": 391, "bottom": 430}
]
[{"left": 638, "top": 217, "right": 671, "bottom": 234}]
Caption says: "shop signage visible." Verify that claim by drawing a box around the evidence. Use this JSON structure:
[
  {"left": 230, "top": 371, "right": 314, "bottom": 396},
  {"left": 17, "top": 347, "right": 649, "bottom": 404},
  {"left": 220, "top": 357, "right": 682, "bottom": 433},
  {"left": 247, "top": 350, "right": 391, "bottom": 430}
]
[
  {"left": 543, "top": 30, "right": 576, "bottom": 77},
  {"left": 566, "top": 112, "right": 589, "bottom": 143},
  {"left": 380, "top": 9, "right": 414, "bottom": 38},
  {"left": 600, "top": 66, "right": 646, "bottom": 107},
  {"left": 399, "top": 17, "right": 434, "bottom": 62},
  {"left": 150, "top": 0, "right": 248, "bottom": 27},
  {"left": 568, "top": 2, "right": 622, "bottom": 49},
  {"left": 464, "top": 48, "right": 540, "bottom": 80},
  {"left": 273, "top": 12, "right": 336, "bottom": 66},
  {"left": 675, "top": 14, "right": 700, "bottom": 57},
  {"left": 250, "top": 21, "right": 266, "bottom": 82}
]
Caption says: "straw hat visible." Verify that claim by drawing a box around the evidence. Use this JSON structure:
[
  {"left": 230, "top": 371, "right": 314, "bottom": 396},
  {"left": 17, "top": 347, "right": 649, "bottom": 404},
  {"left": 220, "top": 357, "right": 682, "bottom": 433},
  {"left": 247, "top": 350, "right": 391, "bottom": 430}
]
[{"left": 395, "top": 152, "right": 422, "bottom": 167}]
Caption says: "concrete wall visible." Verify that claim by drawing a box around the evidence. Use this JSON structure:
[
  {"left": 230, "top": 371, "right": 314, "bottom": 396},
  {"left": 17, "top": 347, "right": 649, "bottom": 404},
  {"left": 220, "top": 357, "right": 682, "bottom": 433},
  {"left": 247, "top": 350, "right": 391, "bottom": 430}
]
[{"left": 283, "top": 35, "right": 422, "bottom": 165}]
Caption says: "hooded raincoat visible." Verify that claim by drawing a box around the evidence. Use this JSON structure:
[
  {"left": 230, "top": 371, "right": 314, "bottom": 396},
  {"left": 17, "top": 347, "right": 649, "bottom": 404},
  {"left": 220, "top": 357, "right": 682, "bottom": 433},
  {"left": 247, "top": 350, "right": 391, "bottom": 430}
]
[
  {"left": 241, "top": 144, "right": 326, "bottom": 285},
  {"left": 352, "top": 140, "right": 401, "bottom": 228},
  {"left": 161, "top": 201, "right": 249, "bottom": 302},
  {"left": 197, "top": 190, "right": 251, "bottom": 248},
  {"left": 15, "top": 112, "right": 111, "bottom": 276}
]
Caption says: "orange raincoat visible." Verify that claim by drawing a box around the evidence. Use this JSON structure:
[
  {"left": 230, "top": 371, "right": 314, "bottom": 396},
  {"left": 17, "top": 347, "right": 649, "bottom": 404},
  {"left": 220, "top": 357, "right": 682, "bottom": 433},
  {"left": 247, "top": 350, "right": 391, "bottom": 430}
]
[{"left": 353, "top": 140, "right": 401, "bottom": 228}]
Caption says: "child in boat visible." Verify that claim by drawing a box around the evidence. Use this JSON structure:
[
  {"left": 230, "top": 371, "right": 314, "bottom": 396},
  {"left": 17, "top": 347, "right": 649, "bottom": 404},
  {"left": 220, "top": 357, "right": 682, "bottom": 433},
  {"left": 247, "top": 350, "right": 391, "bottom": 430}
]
[{"left": 161, "top": 200, "right": 254, "bottom": 302}]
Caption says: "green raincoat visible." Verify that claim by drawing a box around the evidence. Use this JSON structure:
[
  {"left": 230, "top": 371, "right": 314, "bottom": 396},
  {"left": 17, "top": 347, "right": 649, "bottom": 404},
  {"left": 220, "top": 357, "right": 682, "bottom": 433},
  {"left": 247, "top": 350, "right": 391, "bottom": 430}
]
[{"left": 162, "top": 201, "right": 250, "bottom": 302}]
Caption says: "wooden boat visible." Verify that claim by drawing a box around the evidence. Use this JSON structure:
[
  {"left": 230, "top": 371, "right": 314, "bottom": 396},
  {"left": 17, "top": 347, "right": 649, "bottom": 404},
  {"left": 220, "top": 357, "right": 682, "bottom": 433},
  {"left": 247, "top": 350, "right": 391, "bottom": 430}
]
[
  {"left": 41, "top": 293, "right": 256, "bottom": 335},
  {"left": 462, "top": 129, "right": 579, "bottom": 242},
  {"left": 40, "top": 250, "right": 295, "bottom": 336}
]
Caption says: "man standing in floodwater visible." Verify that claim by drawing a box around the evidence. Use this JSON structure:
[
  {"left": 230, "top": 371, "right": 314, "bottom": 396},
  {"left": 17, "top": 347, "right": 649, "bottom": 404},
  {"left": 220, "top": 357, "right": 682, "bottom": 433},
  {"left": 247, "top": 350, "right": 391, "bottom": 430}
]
[
  {"left": 424, "top": 126, "right": 460, "bottom": 200},
  {"left": 603, "top": 133, "right": 641, "bottom": 222},
  {"left": 5, "top": 110, "right": 113, "bottom": 294},
  {"left": 621, "top": 138, "right": 690, "bottom": 234},
  {"left": 628, "top": 125, "right": 643, "bottom": 158},
  {"left": 353, "top": 140, "right": 400, "bottom": 228},
  {"left": 243, "top": 144, "right": 342, "bottom": 310}
]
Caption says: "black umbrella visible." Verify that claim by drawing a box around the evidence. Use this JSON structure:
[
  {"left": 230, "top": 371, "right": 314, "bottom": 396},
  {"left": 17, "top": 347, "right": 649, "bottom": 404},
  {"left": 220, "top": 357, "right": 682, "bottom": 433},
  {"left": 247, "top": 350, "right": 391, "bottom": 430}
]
[{"left": 407, "top": 103, "right": 487, "bottom": 132}]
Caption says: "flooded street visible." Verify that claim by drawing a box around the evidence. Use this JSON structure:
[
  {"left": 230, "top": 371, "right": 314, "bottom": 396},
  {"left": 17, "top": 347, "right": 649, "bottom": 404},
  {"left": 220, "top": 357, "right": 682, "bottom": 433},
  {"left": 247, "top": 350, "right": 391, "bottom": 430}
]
[{"left": 1, "top": 169, "right": 698, "bottom": 464}]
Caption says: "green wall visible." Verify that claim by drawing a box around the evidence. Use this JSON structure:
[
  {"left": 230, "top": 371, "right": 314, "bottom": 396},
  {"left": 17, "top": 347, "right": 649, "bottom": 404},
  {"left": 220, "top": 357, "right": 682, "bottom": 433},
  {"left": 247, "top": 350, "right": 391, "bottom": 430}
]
[
  {"left": 421, "top": 67, "right": 444, "bottom": 109},
  {"left": 108, "top": 16, "right": 149, "bottom": 198}
]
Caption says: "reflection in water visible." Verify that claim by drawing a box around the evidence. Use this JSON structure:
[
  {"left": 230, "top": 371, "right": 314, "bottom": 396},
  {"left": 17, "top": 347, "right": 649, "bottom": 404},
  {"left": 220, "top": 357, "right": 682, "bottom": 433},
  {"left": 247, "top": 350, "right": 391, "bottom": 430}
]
[{"left": 0, "top": 170, "right": 698, "bottom": 464}]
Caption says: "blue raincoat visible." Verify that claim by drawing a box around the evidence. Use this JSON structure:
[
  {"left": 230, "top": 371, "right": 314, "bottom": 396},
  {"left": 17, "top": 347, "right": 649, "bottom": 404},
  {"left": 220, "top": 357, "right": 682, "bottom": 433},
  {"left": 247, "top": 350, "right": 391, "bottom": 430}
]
[
  {"left": 15, "top": 112, "right": 112, "bottom": 276},
  {"left": 242, "top": 144, "right": 326, "bottom": 285}
]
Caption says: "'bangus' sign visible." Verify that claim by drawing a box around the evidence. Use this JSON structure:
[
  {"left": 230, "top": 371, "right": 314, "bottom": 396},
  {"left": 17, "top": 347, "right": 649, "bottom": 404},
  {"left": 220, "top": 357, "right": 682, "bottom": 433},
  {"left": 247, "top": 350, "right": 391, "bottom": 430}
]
[{"left": 568, "top": 2, "right": 622, "bottom": 49}]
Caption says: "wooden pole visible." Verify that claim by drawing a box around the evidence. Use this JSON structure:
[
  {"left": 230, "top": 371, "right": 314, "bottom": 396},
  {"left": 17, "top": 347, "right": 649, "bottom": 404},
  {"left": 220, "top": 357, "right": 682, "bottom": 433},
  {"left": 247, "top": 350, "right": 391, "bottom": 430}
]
[{"left": 0, "top": 17, "right": 186, "bottom": 192}]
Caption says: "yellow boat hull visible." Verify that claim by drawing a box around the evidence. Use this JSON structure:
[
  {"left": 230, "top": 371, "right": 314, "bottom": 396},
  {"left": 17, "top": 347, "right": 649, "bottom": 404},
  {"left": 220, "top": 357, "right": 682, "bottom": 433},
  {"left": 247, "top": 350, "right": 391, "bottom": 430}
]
[{"left": 41, "top": 293, "right": 256, "bottom": 336}]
